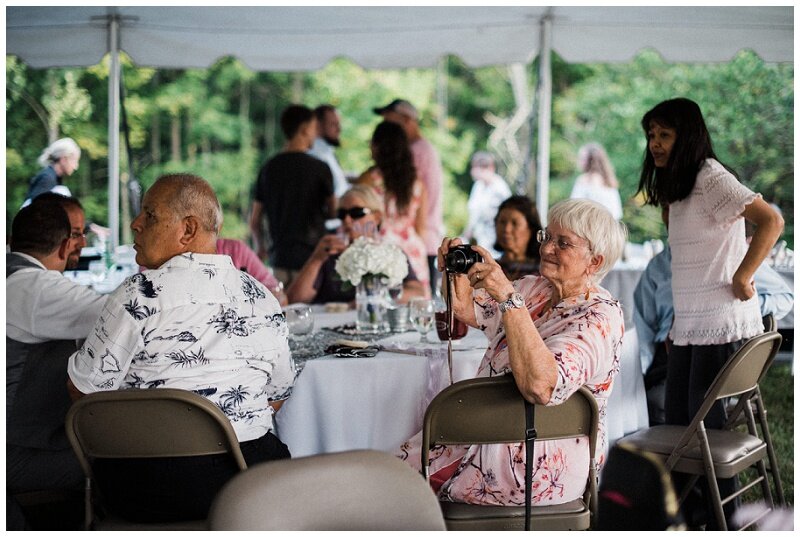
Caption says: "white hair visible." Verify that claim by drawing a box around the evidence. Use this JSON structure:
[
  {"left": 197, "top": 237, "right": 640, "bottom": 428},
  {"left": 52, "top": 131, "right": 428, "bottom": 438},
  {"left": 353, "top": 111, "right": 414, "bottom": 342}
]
[
  {"left": 37, "top": 138, "right": 81, "bottom": 167},
  {"left": 155, "top": 174, "right": 223, "bottom": 234},
  {"left": 548, "top": 198, "right": 627, "bottom": 282}
]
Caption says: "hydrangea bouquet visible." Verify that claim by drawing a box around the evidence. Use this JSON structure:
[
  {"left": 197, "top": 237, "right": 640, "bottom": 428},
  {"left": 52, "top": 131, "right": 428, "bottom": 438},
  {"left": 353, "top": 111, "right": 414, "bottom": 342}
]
[{"left": 335, "top": 236, "right": 408, "bottom": 287}]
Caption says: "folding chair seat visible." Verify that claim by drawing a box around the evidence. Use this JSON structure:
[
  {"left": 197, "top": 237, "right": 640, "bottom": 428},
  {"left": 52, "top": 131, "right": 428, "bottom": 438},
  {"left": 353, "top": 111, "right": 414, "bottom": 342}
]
[
  {"left": 209, "top": 450, "right": 446, "bottom": 530},
  {"left": 421, "top": 375, "right": 599, "bottom": 531},
  {"left": 65, "top": 388, "right": 247, "bottom": 530},
  {"left": 622, "top": 331, "right": 783, "bottom": 530}
]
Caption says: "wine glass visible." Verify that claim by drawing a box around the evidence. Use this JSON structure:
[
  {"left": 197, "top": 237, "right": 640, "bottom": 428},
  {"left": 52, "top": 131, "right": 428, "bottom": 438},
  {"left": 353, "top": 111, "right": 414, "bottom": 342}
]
[
  {"left": 409, "top": 298, "right": 435, "bottom": 343},
  {"left": 88, "top": 260, "right": 106, "bottom": 284}
]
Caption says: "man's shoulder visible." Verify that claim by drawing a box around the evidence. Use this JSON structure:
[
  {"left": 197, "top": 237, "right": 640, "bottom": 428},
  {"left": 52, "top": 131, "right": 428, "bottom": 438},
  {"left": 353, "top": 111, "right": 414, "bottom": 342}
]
[{"left": 266, "top": 151, "right": 331, "bottom": 175}]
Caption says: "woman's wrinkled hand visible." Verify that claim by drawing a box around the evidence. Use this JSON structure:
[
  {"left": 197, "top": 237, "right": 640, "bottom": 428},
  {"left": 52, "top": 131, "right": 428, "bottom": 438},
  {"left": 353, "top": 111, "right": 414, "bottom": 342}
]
[
  {"left": 437, "top": 237, "right": 464, "bottom": 273},
  {"left": 464, "top": 244, "right": 515, "bottom": 302}
]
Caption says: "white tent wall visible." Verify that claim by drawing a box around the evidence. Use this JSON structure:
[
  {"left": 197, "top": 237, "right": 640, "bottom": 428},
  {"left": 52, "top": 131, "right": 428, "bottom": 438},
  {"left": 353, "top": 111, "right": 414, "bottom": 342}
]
[{"left": 7, "top": 6, "right": 794, "bottom": 246}]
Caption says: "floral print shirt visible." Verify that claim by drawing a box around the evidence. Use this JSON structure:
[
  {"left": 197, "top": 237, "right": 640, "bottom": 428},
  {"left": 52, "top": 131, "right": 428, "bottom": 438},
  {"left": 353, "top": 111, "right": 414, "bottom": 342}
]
[
  {"left": 67, "top": 253, "right": 293, "bottom": 443},
  {"left": 398, "top": 274, "right": 624, "bottom": 506}
]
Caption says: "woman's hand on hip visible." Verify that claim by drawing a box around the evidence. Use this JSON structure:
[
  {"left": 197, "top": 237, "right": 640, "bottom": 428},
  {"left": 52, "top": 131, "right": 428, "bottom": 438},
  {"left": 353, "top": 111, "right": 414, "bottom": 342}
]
[
  {"left": 466, "top": 244, "right": 515, "bottom": 302},
  {"left": 732, "top": 271, "right": 756, "bottom": 301}
]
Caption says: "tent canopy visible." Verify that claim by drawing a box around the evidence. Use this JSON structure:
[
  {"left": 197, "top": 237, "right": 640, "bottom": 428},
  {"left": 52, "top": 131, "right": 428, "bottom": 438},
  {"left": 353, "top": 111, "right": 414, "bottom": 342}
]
[
  {"left": 6, "top": 6, "right": 794, "bottom": 244},
  {"left": 8, "top": 6, "right": 793, "bottom": 70}
]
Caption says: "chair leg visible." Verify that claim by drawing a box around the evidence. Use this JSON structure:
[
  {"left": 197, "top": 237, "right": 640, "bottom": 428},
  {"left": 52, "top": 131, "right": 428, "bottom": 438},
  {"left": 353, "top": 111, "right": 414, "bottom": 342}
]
[
  {"left": 754, "top": 393, "right": 785, "bottom": 504},
  {"left": 698, "top": 426, "right": 727, "bottom": 531},
  {"left": 83, "top": 477, "right": 92, "bottom": 531}
]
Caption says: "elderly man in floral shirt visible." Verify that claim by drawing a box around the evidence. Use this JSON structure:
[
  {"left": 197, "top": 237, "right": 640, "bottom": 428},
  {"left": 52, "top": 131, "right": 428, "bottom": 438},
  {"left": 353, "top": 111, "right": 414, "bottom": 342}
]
[{"left": 67, "top": 173, "right": 293, "bottom": 523}]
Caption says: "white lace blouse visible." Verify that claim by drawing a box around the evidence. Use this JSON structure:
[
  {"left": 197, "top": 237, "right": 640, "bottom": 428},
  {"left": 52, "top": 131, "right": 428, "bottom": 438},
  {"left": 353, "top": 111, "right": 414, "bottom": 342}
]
[{"left": 668, "top": 159, "right": 763, "bottom": 345}]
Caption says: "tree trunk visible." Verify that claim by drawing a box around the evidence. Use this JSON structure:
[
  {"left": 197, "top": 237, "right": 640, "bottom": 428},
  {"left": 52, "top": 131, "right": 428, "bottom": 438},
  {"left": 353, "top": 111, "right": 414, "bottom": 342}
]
[
  {"left": 291, "top": 73, "right": 303, "bottom": 102},
  {"left": 240, "top": 78, "right": 252, "bottom": 153},
  {"left": 150, "top": 72, "right": 161, "bottom": 165},
  {"left": 186, "top": 113, "right": 196, "bottom": 165},
  {"left": 170, "top": 113, "right": 181, "bottom": 162},
  {"left": 150, "top": 112, "right": 161, "bottom": 165}
]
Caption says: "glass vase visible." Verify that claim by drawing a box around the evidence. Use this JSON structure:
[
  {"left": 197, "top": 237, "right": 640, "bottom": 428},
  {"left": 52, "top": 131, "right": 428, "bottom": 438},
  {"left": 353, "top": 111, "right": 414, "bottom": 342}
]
[{"left": 355, "top": 275, "right": 389, "bottom": 334}]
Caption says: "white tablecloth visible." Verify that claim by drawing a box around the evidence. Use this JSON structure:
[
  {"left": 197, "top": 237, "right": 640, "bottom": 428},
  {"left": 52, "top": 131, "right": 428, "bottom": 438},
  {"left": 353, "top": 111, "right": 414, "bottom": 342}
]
[
  {"left": 275, "top": 311, "right": 486, "bottom": 458},
  {"left": 275, "top": 306, "right": 649, "bottom": 458}
]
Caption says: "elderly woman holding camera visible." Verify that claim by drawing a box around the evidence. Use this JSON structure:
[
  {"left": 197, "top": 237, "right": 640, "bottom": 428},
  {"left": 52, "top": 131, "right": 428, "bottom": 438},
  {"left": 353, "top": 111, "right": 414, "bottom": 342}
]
[{"left": 397, "top": 198, "right": 627, "bottom": 508}]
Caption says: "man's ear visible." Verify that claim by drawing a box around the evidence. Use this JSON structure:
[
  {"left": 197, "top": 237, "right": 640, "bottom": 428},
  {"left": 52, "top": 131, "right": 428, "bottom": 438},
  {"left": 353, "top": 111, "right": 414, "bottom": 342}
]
[
  {"left": 180, "top": 216, "right": 200, "bottom": 246},
  {"left": 56, "top": 238, "right": 70, "bottom": 261}
]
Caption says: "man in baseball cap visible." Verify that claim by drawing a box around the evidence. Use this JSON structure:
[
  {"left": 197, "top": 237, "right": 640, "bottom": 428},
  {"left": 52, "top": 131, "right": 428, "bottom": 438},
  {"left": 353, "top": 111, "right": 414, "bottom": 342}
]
[
  {"left": 373, "top": 98, "right": 444, "bottom": 295},
  {"left": 372, "top": 99, "right": 419, "bottom": 121}
]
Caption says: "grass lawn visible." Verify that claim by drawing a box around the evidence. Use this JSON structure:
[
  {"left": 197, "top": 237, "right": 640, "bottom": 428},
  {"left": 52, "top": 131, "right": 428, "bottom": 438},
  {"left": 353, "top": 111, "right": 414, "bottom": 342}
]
[
  {"left": 756, "top": 361, "right": 793, "bottom": 504},
  {"left": 740, "top": 361, "right": 794, "bottom": 506}
]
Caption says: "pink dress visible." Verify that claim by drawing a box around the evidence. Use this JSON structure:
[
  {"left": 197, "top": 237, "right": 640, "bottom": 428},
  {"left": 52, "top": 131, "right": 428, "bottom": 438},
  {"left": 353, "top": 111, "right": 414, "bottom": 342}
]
[
  {"left": 397, "top": 275, "right": 624, "bottom": 506},
  {"left": 367, "top": 172, "right": 431, "bottom": 296}
]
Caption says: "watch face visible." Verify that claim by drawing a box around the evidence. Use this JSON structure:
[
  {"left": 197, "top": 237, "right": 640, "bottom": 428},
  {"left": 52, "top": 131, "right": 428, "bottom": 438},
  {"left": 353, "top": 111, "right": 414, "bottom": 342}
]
[{"left": 512, "top": 293, "right": 525, "bottom": 308}]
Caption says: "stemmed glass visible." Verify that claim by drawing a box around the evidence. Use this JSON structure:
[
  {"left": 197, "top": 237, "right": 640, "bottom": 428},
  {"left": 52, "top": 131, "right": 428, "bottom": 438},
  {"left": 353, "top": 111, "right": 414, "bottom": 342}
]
[{"left": 409, "top": 298, "right": 435, "bottom": 343}]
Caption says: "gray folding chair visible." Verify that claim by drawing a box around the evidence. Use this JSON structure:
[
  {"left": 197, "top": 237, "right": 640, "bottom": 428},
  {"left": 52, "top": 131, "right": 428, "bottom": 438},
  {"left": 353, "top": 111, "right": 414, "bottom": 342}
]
[
  {"left": 65, "top": 388, "right": 247, "bottom": 530},
  {"left": 622, "top": 331, "right": 783, "bottom": 530},
  {"left": 208, "top": 450, "right": 446, "bottom": 530},
  {"left": 421, "top": 375, "right": 599, "bottom": 531}
]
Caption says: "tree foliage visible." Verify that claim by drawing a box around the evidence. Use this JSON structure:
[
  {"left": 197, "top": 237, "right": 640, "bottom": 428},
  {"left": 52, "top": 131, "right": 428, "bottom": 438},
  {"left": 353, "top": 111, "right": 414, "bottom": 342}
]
[{"left": 6, "top": 50, "right": 793, "bottom": 250}]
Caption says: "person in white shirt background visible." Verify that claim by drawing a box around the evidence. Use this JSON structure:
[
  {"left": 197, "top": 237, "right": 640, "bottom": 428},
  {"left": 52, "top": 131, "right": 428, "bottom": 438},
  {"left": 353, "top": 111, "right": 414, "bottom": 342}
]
[
  {"left": 570, "top": 142, "right": 623, "bottom": 221},
  {"left": 308, "top": 104, "right": 349, "bottom": 199},
  {"left": 463, "top": 151, "right": 512, "bottom": 259}
]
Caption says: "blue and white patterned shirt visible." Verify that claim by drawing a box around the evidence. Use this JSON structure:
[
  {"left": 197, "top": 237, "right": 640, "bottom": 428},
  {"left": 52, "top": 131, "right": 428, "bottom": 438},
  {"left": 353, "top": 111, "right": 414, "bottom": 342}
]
[{"left": 68, "top": 253, "right": 293, "bottom": 442}]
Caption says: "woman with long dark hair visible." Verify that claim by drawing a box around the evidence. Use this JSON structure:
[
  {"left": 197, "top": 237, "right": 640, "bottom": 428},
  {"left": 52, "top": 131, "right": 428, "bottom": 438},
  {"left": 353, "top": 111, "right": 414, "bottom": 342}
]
[
  {"left": 636, "top": 97, "right": 783, "bottom": 528},
  {"left": 359, "top": 121, "right": 430, "bottom": 295}
]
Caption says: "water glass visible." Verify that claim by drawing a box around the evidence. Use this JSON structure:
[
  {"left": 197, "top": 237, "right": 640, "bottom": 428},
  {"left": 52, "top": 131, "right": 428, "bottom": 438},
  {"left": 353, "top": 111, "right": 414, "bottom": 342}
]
[
  {"left": 284, "top": 304, "right": 315, "bottom": 337},
  {"left": 409, "top": 298, "right": 435, "bottom": 343},
  {"left": 88, "top": 260, "right": 107, "bottom": 284}
]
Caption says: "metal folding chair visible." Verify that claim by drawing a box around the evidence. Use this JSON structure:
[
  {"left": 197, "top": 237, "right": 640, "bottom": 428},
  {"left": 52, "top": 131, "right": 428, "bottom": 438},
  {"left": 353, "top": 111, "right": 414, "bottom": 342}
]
[
  {"left": 421, "top": 375, "right": 599, "bottom": 530},
  {"left": 209, "top": 450, "right": 446, "bottom": 530},
  {"left": 65, "top": 388, "right": 247, "bottom": 530},
  {"left": 622, "top": 331, "right": 783, "bottom": 530}
]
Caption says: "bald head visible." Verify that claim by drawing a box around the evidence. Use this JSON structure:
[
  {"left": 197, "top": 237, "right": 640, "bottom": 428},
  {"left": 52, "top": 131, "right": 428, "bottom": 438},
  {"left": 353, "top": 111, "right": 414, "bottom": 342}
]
[{"left": 131, "top": 173, "right": 222, "bottom": 269}]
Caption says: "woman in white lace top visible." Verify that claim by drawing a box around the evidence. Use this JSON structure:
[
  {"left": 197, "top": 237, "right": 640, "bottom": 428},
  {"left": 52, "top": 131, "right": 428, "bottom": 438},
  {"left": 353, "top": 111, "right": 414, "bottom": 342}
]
[{"left": 636, "top": 97, "right": 783, "bottom": 528}]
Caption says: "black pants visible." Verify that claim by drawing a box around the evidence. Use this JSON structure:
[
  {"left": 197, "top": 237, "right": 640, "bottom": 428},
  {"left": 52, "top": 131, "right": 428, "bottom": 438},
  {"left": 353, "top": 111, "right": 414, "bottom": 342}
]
[
  {"left": 665, "top": 340, "right": 743, "bottom": 529},
  {"left": 93, "top": 431, "right": 290, "bottom": 523}
]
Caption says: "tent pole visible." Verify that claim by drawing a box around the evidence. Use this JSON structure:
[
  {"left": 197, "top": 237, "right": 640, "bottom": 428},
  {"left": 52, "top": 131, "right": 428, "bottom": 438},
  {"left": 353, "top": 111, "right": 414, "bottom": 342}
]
[
  {"left": 535, "top": 14, "right": 552, "bottom": 225},
  {"left": 108, "top": 14, "right": 121, "bottom": 251}
]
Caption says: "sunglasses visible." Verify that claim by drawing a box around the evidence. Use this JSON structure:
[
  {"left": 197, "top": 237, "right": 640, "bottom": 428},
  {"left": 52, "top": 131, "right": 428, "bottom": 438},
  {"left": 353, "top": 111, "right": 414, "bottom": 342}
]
[{"left": 337, "top": 207, "right": 372, "bottom": 220}]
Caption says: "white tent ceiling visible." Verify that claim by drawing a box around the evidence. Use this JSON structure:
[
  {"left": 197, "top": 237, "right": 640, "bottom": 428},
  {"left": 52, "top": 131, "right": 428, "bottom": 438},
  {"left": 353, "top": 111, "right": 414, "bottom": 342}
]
[
  {"left": 7, "top": 6, "right": 793, "bottom": 70},
  {"left": 6, "top": 6, "right": 794, "bottom": 245}
]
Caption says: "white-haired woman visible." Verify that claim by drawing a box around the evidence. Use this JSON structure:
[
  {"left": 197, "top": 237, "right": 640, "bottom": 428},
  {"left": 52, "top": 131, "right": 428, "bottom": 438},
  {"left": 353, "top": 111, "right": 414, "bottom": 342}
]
[
  {"left": 24, "top": 137, "right": 82, "bottom": 207},
  {"left": 398, "top": 198, "right": 627, "bottom": 508},
  {"left": 286, "top": 185, "right": 426, "bottom": 304}
]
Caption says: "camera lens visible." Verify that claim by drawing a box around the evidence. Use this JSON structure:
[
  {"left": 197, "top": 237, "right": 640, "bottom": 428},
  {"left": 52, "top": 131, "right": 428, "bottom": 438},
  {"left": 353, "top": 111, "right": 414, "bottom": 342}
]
[{"left": 446, "top": 250, "right": 468, "bottom": 273}]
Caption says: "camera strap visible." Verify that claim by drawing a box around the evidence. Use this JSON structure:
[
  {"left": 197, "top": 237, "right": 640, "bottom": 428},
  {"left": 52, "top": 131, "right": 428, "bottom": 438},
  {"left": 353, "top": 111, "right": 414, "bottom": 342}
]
[
  {"left": 445, "top": 274, "right": 455, "bottom": 385},
  {"left": 524, "top": 397, "right": 536, "bottom": 530}
]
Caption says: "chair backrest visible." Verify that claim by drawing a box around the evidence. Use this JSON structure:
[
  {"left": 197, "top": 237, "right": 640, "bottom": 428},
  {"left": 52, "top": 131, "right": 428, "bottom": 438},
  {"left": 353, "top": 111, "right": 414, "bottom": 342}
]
[
  {"left": 65, "top": 388, "right": 247, "bottom": 478},
  {"left": 763, "top": 313, "right": 777, "bottom": 332},
  {"left": 421, "top": 375, "right": 599, "bottom": 521},
  {"left": 208, "top": 450, "right": 447, "bottom": 530},
  {"left": 422, "top": 375, "right": 598, "bottom": 450},
  {"left": 704, "top": 331, "right": 782, "bottom": 403}
]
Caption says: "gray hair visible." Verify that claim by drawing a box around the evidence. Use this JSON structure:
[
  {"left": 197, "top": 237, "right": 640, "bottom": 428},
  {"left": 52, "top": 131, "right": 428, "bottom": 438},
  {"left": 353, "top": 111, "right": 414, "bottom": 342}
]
[
  {"left": 153, "top": 173, "right": 223, "bottom": 234},
  {"left": 37, "top": 137, "right": 81, "bottom": 167},
  {"left": 548, "top": 198, "right": 627, "bottom": 282}
]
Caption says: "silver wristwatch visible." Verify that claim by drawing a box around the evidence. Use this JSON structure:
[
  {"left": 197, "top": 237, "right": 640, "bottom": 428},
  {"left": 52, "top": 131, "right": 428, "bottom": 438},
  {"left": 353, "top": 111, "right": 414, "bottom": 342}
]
[{"left": 498, "top": 292, "right": 525, "bottom": 313}]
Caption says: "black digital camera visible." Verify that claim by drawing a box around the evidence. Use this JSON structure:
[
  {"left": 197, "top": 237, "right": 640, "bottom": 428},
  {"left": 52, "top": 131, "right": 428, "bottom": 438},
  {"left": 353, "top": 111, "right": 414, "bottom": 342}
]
[{"left": 444, "top": 244, "right": 483, "bottom": 274}]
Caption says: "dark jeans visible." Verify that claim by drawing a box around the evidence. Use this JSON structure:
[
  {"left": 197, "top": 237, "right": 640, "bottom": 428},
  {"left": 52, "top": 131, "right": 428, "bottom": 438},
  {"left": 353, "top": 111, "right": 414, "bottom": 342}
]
[
  {"left": 93, "top": 431, "right": 290, "bottom": 523},
  {"left": 6, "top": 444, "right": 83, "bottom": 493},
  {"left": 665, "top": 340, "right": 743, "bottom": 529}
]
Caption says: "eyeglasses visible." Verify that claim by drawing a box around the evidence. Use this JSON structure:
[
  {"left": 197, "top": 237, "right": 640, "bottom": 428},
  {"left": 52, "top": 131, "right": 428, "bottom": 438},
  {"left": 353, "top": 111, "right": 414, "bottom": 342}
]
[
  {"left": 69, "top": 231, "right": 86, "bottom": 239},
  {"left": 536, "top": 229, "right": 592, "bottom": 253},
  {"left": 337, "top": 207, "right": 372, "bottom": 220}
]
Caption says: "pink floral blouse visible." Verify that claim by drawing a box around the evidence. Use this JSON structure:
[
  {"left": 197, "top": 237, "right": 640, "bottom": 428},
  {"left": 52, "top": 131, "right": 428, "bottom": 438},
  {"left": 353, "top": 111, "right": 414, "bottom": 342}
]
[{"left": 397, "top": 274, "right": 624, "bottom": 506}]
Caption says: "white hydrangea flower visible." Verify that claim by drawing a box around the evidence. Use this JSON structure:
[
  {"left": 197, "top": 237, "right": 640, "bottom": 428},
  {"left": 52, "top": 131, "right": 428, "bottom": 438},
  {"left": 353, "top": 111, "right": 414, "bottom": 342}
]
[{"left": 335, "top": 236, "right": 409, "bottom": 287}]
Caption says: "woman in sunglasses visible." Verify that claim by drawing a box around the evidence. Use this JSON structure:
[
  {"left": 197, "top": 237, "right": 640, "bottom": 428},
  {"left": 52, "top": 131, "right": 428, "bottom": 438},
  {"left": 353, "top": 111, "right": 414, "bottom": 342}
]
[{"left": 286, "top": 185, "right": 425, "bottom": 304}]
